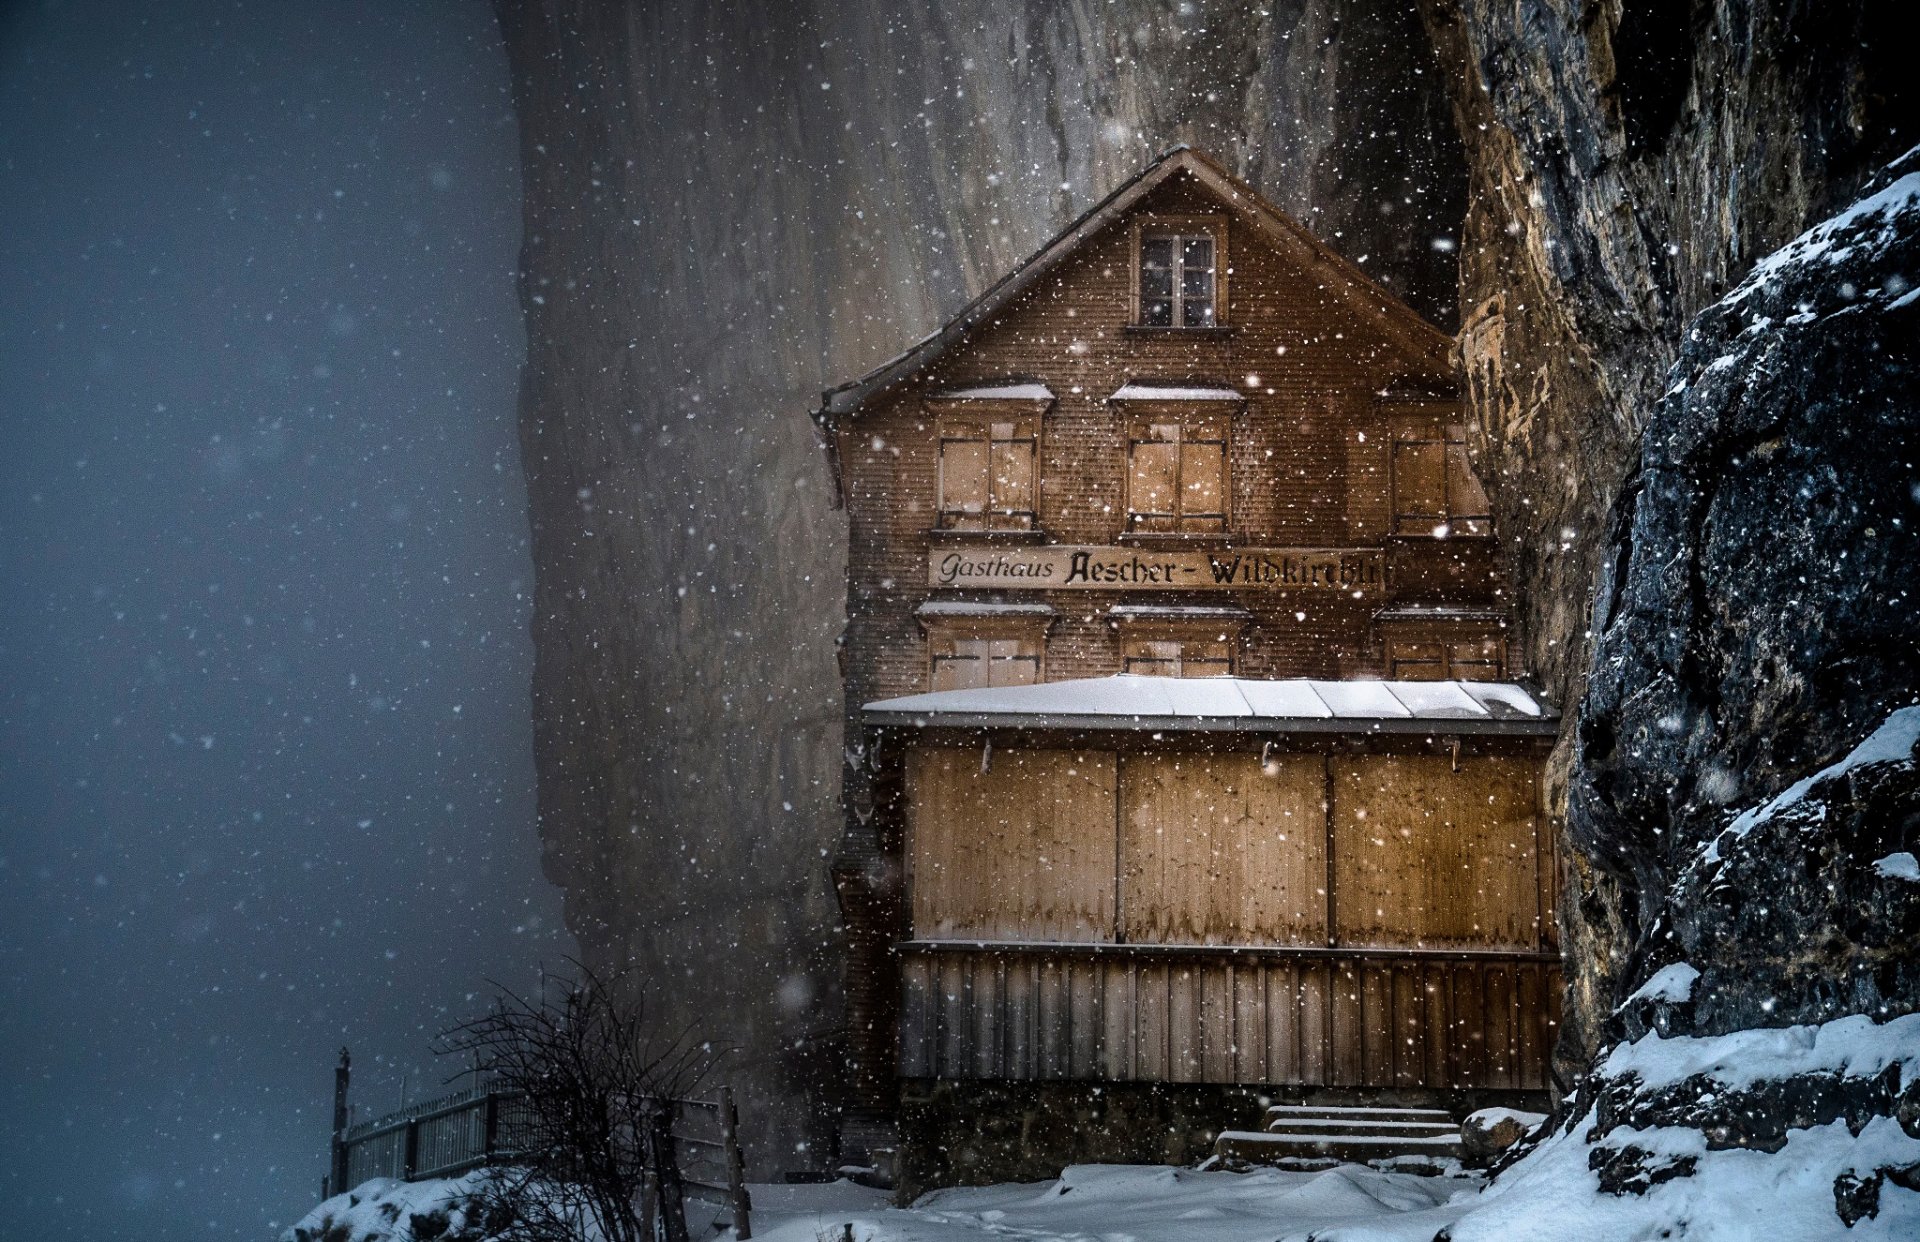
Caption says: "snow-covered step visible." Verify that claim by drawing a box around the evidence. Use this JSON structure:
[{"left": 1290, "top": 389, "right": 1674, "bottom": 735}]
[
  {"left": 1264, "top": 1103, "right": 1452, "bottom": 1124},
  {"left": 1215, "top": 1104, "right": 1464, "bottom": 1168}
]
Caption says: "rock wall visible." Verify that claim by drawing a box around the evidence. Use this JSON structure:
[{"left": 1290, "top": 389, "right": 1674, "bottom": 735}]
[
  {"left": 491, "top": 0, "right": 1466, "bottom": 1171},
  {"left": 1416, "top": 0, "right": 1916, "bottom": 1073}
]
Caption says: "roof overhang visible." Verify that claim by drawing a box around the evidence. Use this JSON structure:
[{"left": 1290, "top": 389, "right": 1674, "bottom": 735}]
[{"left": 861, "top": 674, "right": 1559, "bottom": 738}]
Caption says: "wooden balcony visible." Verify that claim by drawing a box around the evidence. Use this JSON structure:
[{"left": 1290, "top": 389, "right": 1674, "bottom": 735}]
[{"left": 898, "top": 941, "right": 1561, "bottom": 1092}]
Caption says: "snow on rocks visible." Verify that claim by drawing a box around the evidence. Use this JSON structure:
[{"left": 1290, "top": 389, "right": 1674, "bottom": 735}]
[
  {"left": 1702, "top": 706, "right": 1920, "bottom": 866},
  {"left": 284, "top": 1173, "right": 506, "bottom": 1242},
  {"left": 1874, "top": 851, "right": 1920, "bottom": 882}
]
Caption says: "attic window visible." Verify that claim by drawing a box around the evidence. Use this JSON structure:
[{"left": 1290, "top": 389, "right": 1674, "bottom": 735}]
[{"left": 1132, "top": 217, "right": 1227, "bottom": 329}]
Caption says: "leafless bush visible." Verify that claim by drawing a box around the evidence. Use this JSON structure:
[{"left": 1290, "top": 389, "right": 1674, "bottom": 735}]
[{"left": 435, "top": 961, "right": 720, "bottom": 1242}]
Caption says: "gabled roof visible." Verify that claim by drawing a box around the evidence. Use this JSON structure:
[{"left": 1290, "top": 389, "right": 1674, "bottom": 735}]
[{"left": 811, "top": 146, "right": 1454, "bottom": 435}]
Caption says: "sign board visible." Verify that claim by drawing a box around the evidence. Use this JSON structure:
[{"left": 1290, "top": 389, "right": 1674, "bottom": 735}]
[{"left": 928, "top": 545, "right": 1385, "bottom": 592}]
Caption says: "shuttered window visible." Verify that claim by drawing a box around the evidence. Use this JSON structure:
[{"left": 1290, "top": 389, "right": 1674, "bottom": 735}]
[
  {"left": 1122, "top": 637, "right": 1233, "bottom": 678},
  {"left": 1386, "top": 636, "right": 1505, "bottom": 681},
  {"left": 938, "top": 417, "right": 1037, "bottom": 531},
  {"left": 928, "top": 631, "right": 1043, "bottom": 691},
  {"left": 1391, "top": 423, "right": 1491, "bottom": 537},
  {"left": 1126, "top": 419, "right": 1226, "bottom": 533}
]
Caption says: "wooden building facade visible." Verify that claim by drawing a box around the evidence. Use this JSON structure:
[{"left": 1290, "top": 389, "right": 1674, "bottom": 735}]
[{"left": 810, "top": 148, "right": 1560, "bottom": 1186}]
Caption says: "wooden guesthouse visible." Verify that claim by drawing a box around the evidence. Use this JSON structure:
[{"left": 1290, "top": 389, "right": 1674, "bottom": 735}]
[{"left": 810, "top": 148, "right": 1561, "bottom": 1190}]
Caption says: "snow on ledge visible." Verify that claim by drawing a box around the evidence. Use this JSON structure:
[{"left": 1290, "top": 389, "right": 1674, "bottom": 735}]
[
  {"left": 914, "top": 601, "right": 1057, "bottom": 618},
  {"left": 1108, "top": 382, "right": 1247, "bottom": 402},
  {"left": 1874, "top": 851, "right": 1920, "bottom": 882},
  {"left": 1626, "top": 962, "right": 1701, "bottom": 1007},
  {"left": 929, "top": 382, "right": 1055, "bottom": 401},
  {"left": 1704, "top": 705, "right": 1920, "bottom": 864},
  {"left": 1599, "top": 1011, "right": 1920, "bottom": 1094}
]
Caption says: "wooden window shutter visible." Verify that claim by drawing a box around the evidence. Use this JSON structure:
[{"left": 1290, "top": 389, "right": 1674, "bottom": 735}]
[
  {"left": 986, "top": 638, "right": 1039, "bottom": 687},
  {"left": 1392, "top": 439, "right": 1447, "bottom": 535},
  {"left": 1444, "top": 436, "right": 1493, "bottom": 535},
  {"left": 1179, "top": 434, "right": 1226, "bottom": 531},
  {"left": 1128, "top": 425, "right": 1181, "bottom": 531},
  {"left": 989, "top": 420, "right": 1035, "bottom": 529},
  {"left": 938, "top": 421, "right": 990, "bottom": 529}
]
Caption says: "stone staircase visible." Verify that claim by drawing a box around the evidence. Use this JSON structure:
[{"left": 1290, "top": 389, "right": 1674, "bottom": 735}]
[{"left": 1213, "top": 1103, "right": 1464, "bottom": 1169}]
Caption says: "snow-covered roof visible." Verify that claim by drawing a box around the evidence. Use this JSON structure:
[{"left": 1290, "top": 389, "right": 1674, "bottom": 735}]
[
  {"left": 863, "top": 674, "right": 1557, "bottom": 735},
  {"left": 928, "top": 382, "right": 1056, "bottom": 402},
  {"left": 1108, "top": 382, "right": 1247, "bottom": 402}
]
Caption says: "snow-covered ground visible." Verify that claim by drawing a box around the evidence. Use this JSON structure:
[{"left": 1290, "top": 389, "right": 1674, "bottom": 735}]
[{"left": 748, "top": 1164, "right": 1476, "bottom": 1242}]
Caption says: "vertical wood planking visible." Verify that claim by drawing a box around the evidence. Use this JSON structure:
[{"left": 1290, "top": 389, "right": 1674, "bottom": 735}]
[
  {"left": 899, "top": 955, "right": 932, "bottom": 1077},
  {"left": 1299, "top": 959, "right": 1330, "bottom": 1083},
  {"left": 1102, "top": 959, "right": 1136, "bottom": 1080},
  {"left": 1119, "top": 753, "right": 1327, "bottom": 946},
  {"left": 1484, "top": 962, "right": 1515, "bottom": 1089},
  {"left": 1330, "top": 755, "right": 1540, "bottom": 950},
  {"left": 1168, "top": 966, "right": 1202, "bottom": 1083},
  {"left": 897, "top": 947, "right": 1561, "bottom": 1089},
  {"left": 1005, "top": 957, "right": 1034, "bottom": 1080},
  {"left": 1515, "top": 962, "right": 1544, "bottom": 1091},
  {"left": 1233, "top": 963, "right": 1267, "bottom": 1082},
  {"left": 1330, "top": 960, "right": 1363, "bottom": 1086},
  {"left": 907, "top": 749, "right": 1118, "bottom": 942},
  {"left": 1038, "top": 958, "right": 1070, "bottom": 1079},
  {"left": 1362, "top": 963, "right": 1394, "bottom": 1088},
  {"left": 1392, "top": 963, "right": 1422, "bottom": 1088},
  {"left": 1450, "top": 962, "right": 1484, "bottom": 1087},
  {"left": 1422, "top": 961, "right": 1450, "bottom": 1088}
]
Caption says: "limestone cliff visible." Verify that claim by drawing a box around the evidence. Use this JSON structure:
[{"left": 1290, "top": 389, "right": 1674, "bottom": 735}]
[
  {"left": 1418, "top": 0, "right": 1915, "bottom": 1074},
  {"left": 491, "top": 0, "right": 1465, "bottom": 1169}
]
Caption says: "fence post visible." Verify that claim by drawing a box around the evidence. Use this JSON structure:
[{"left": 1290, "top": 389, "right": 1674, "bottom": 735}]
[
  {"left": 647, "top": 1098, "right": 689, "bottom": 1242},
  {"left": 328, "top": 1048, "right": 352, "bottom": 1197},
  {"left": 482, "top": 1090, "right": 499, "bottom": 1160},
  {"left": 403, "top": 1117, "right": 419, "bottom": 1181},
  {"left": 719, "top": 1087, "right": 752, "bottom": 1239}
]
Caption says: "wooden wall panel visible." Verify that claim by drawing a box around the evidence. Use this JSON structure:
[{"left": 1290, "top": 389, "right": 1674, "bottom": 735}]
[
  {"left": 899, "top": 948, "right": 1560, "bottom": 1091},
  {"left": 1331, "top": 755, "right": 1539, "bottom": 950},
  {"left": 1119, "top": 752, "right": 1326, "bottom": 945},
  {"left": 907, "top": 748, "right": 1117, "bottom": 941}
]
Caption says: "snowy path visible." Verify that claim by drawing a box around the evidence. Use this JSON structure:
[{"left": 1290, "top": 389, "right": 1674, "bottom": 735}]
[{"left": 744, "top": 1164, "right": 1480, "bottom": 1242}]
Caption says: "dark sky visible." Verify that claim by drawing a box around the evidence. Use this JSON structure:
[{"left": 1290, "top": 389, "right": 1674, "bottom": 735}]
[{"left": 0, "top": 3, "right": 569, "bottom": 1239}]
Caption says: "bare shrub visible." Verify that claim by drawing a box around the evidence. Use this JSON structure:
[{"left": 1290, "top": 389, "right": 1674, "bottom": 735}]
[{"left": 435, "top": 961, "right": 719, "bottom": 1242}]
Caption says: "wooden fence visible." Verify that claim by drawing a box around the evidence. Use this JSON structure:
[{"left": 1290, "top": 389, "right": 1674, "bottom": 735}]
[{"left": 322, "top": 1052, "right": 751, "bottom": 1238}]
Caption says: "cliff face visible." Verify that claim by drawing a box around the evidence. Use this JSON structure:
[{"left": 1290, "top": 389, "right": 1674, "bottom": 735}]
[
  {"left": 1444, "top": 157, "right": 1920, "bottom": 1235},
  {"left": 1416, "top": 0, "right": 1915, "bottom": 1072},
  {"left": 491, "top": 0, "right": 1465, "bottom": 1168}
]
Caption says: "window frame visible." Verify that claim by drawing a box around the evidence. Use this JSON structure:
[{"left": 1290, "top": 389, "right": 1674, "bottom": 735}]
[
  {"left": 1387, "top": 414, "right": 1493, "bottom": 539},
  {"left": 1129, "top": 215, "right": 1230, "bottom": 329},
  {"left": 1122, "top": 412, "right": 1230, "bottom": 535},
  {"left": 921, "top": 614, "right": 1051, "bottom": 692},
  {"left": 924, "top": 391, "right": 1054, "bottom": 536},
  {"left": 934, "top": 414, "right": 1040, "bottom": 532},
  {"left": 1382, "top": 630, "right": 1507, "bottom": 682},
  {"left": 1112, "top": 612, "right": 1246, "bottom": 679}
]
